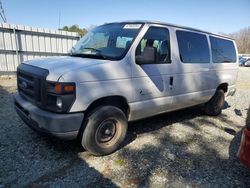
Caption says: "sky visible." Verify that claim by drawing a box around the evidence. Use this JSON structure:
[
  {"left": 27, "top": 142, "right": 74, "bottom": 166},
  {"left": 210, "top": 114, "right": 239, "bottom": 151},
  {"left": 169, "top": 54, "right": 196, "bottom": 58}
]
[{"left": 2, "top": 0, "right": 250, "bottom": 34}]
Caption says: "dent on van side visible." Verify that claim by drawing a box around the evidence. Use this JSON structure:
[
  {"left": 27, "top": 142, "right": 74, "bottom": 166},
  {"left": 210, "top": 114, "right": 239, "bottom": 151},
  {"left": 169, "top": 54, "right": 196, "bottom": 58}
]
[{"left": 14, "top": 21, "right": 238, "bottom": 155}]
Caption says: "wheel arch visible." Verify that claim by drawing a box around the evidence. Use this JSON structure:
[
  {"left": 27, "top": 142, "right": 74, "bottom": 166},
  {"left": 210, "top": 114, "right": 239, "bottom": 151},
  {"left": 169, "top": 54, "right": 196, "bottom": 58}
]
[{"left": 84, "top": 95, "right": 130, "bottom": 118}]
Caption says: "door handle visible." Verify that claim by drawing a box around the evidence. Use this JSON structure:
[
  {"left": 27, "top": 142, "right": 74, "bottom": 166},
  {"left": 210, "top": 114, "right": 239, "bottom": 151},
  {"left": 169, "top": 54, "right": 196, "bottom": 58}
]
[{"left": 169, "top": 76, "right": 173, "bottom": 89}]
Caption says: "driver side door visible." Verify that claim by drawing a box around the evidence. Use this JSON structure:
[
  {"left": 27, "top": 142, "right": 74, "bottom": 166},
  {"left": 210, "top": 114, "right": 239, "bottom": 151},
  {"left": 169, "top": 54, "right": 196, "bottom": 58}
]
[{"left": 131, "top": 25, "right": 175, "bottom": 120}]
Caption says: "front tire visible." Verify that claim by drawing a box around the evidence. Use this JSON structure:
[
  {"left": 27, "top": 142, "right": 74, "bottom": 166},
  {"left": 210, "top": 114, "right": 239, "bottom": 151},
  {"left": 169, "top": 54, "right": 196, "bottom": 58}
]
[
  {"left": 204, "top": 89, "right": 225, "bottom": 116},
  {"left": 80, "top": 106, "right": 127, "bottom": 156}
]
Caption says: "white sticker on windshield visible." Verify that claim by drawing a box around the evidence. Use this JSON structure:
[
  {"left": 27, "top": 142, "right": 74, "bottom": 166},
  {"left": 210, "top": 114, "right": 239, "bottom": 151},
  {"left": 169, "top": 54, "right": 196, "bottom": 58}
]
[{"left": 123, "top": 24, "right": 142, "bottom": 29}]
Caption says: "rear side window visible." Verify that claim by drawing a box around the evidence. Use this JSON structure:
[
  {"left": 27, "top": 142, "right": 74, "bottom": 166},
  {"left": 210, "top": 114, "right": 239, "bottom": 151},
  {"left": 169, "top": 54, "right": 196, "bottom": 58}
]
[
  {"left": 176, "top": 30, "right": 210, "bottom": 63},
  {"left": 210, "top": 36, "right": 236, "bottom": 63}
]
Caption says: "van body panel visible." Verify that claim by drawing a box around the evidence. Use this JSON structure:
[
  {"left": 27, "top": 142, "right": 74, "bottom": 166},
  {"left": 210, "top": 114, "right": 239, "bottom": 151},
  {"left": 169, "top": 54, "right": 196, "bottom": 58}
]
[
  {"left": 59, "top": 58, "right": 131, "bottom": 83},
  {"left": 129, "top": 89, "right": 216, "bottom": 121},
  {"left": 23, "top": 56, "right": 108, "bottom": 81},
  {"left": 70, "top": 78, "right": 134, "bottom": 113}
]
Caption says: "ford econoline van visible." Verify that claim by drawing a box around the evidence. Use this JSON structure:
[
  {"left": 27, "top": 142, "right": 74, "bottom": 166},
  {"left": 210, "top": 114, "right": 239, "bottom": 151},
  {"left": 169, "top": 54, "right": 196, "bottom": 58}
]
[{"left": 14, "top": 21, "right": 238, "bottom": 155}]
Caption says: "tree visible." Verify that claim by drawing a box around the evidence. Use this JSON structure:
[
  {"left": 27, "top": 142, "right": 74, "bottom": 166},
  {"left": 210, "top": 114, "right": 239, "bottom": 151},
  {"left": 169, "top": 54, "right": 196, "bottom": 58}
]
[
  {"left": 227, "top": 27, "right": 250, "bottom": 54},
  {"left": 59, "top": 24, "right": 88, "bottom": 37}
]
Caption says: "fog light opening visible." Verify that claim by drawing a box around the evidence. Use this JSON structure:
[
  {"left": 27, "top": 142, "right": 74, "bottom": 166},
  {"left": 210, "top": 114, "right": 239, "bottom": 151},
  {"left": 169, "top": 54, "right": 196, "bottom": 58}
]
[{"left": 56, "top": 97, "right": 63, "bottom": 108}]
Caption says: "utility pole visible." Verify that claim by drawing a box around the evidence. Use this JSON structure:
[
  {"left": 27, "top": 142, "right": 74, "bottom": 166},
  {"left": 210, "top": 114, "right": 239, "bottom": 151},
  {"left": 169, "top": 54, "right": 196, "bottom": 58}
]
[
  {"left": 0, "top": 0, "right": 7, "bottom": 22},
  {"left": 58, "top": 11, "right": 61, "bottom": 29}
]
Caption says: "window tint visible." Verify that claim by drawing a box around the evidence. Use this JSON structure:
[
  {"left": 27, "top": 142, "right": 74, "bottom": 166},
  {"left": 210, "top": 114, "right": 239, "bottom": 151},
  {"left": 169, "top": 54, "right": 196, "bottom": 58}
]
[
  {"left": 135, "top": 27, "right": 171, "bottom": 64},
  {"left": 176, "top": 30, "right": 210, "bottom": 63},
  {"left": 210, "top": 36, "right": 236, "bottom": 63}
]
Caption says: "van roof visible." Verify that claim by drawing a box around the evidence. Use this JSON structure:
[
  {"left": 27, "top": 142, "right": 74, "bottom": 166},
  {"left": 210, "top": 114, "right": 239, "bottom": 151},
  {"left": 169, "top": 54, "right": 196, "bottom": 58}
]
[{"left": 108, "top": 20, "right": 234, "bottom": 40}]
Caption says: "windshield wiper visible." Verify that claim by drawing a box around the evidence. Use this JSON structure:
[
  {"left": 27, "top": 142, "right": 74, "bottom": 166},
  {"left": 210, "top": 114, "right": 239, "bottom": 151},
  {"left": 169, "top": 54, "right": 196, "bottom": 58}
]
[
  {"left": 81, "top": 47, "right": 102, "bottom": 53},
  {"left": 70, "top": 52, "right": 109, "bottom": 60},
  {"left": 70, "top": 47, "right": 109, "bottom": 59},
  {"left": 69, "top": 47, "right": 116, "bottom": 60}
]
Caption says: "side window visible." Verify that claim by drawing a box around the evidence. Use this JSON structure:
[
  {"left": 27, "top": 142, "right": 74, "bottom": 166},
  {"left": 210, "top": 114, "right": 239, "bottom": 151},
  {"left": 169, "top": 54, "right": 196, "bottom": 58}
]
[
  {"left": 135, "top": 27, "right": 171, "bottom": 64},
  {"left": 210, "top": 36, "right": 237, "bottom": 63},
  {"left": 176, "top": 30, "right": 210, "bottom": 63}
]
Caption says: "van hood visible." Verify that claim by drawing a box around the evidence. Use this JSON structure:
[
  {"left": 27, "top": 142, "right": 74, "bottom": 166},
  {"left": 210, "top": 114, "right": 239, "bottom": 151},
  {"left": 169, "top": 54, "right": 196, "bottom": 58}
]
[{"left": 23, "top": 56, "right": 106, "bottom": 81}]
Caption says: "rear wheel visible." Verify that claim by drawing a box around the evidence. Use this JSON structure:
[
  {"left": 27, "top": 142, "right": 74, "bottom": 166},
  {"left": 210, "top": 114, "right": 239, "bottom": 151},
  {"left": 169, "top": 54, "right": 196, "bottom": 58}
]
[
  {"left": 80, "top": 106, "right": 127, "bottom": 156},
  {"left": 204, "top": 89, "right": 225, "bottom": 116}
]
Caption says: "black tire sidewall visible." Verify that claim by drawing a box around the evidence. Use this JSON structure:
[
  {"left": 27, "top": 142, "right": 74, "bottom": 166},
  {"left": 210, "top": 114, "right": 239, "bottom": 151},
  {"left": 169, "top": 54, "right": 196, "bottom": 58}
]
[
  {"left": 81, "top": 106, "right": 127, "bottom": 156},
  {"left": 205, "top": 89, "right": 225, "bottom": 116}
]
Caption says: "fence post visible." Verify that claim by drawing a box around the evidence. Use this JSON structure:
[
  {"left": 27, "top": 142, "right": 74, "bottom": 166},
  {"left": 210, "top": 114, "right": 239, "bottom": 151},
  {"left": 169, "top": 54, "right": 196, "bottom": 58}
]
[{"left": 13, "top": 27, "right": 21, "bottom": 65}]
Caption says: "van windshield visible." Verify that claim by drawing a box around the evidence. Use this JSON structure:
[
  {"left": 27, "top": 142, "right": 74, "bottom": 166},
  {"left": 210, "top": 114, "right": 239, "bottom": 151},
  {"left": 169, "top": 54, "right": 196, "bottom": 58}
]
[{"left": 70, "top": 23, "right": 143, "bottom": 60}]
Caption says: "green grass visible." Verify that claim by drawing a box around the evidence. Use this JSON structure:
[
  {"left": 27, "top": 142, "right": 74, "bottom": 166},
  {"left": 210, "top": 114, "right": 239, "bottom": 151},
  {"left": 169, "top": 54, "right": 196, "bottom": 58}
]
[{"left": 115, "top": 158, "right": 125, "bottom": 166}]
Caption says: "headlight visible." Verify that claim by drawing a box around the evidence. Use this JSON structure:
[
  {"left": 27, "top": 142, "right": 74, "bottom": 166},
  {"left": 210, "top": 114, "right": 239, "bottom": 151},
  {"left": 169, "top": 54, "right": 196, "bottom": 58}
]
[
  {"left": 45, "top": 81, "right": 76, "bottom": 113},
  {"left": 47, "top": 82, "right": 75, "bottom": 94}
]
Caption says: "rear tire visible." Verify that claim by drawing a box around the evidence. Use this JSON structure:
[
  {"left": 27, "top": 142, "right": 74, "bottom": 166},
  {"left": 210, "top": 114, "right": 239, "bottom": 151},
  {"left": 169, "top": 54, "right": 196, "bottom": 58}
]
[
  {"left": 204, "top": 89, "right": 225, "bottom": 116},
  {"left": 80, "top": 106, "right": 127, "bottom": 156}
]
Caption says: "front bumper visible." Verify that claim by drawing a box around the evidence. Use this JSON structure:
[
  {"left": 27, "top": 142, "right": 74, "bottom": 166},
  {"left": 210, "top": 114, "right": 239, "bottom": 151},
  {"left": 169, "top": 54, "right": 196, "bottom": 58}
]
[{"left": 14, "top": 94, "right": 84, "bottom": 140}]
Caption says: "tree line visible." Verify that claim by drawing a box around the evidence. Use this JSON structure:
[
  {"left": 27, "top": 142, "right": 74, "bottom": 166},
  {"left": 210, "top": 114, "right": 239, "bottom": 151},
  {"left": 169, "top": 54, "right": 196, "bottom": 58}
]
[
  {"left": 59, "top": 24, "right": 88, "bottom": 36},
  {"left": 228, "top": 27, "right": 250, "bottom": 54}
]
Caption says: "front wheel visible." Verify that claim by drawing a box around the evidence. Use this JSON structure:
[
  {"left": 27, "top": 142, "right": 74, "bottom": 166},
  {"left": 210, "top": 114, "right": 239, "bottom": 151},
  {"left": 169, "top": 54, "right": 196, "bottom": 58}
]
[
  {"left": 80, "top": 106, "right": 128, "bottom": 156},
  {"left": 204, "top": 89, "right": 225, "bottom": 116}
]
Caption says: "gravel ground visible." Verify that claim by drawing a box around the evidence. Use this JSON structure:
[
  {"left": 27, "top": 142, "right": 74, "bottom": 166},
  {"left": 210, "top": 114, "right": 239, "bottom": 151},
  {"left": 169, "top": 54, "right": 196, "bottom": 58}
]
[{"left": 0, "top": 67, "right": 250, "bottom": 187}]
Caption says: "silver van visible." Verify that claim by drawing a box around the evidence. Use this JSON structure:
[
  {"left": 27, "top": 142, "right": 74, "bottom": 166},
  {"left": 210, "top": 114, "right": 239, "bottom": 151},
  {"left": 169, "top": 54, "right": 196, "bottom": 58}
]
[{"left": 14, "top": 21, "right": 238, "bottom": 155}]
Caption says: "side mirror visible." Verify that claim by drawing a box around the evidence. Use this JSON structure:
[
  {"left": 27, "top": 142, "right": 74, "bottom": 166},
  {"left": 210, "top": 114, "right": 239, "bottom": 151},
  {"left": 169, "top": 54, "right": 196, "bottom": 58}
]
[{"left": 136, "top": 46, "right": 156, "bottom": 65}]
